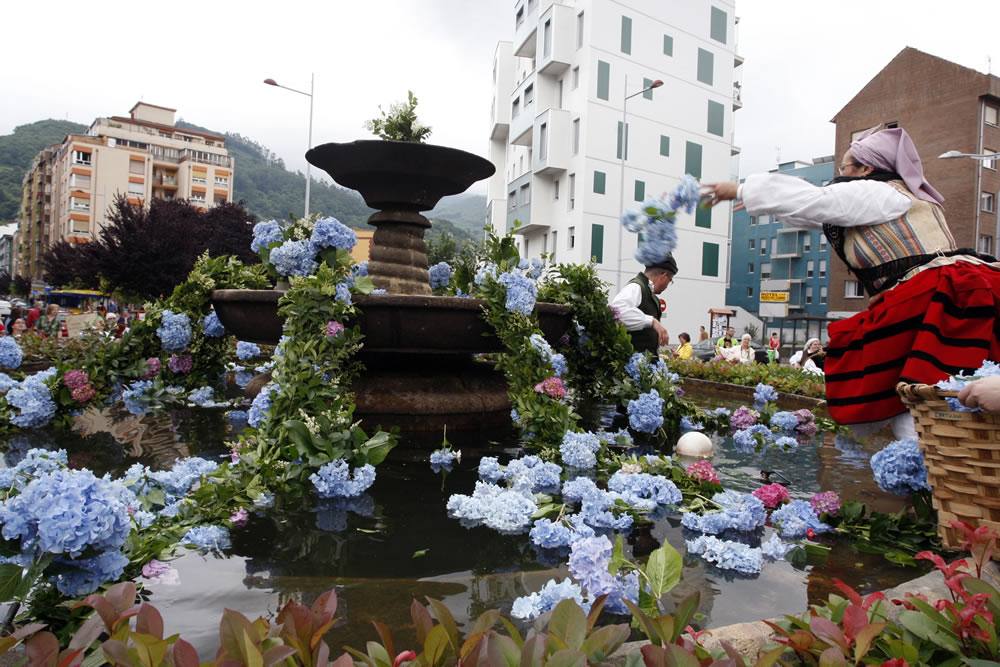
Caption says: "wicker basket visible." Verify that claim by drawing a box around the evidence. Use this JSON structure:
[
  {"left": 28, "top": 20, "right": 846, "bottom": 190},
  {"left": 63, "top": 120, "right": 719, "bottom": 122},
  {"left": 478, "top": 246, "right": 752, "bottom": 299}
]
[{"left": 896, "top": 381, "right": 1000, "bottom": 550}]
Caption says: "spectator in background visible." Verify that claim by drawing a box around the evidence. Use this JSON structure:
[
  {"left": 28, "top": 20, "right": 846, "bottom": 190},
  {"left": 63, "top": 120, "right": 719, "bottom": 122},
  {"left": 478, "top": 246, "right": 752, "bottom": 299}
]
[
  {"left": 37, "top": 304, "right": 61, "bottom": 338},
  {"left": 736, "top": 333, "right": 755, "bottom": 364},
  {"left": 25, "top": 301, "right": 42, "bottom": 330},
  {"left": 673, "top": 332, "right": 693, "bottom": 360},
  {"left": 698, "top": 326, "right": 710, "bottom": 342},
  {"left": 767, "top": 332, "right": 781, "bottom": 363},
  {"left": 10, "top": 319, "right": 27, "bottom": 338}
]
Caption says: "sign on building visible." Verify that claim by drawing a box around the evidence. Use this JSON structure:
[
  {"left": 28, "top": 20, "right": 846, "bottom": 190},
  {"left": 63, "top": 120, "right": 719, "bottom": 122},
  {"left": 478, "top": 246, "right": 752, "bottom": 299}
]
[{"left": 759, "top": 291, "right": 790, "bottom": 303}]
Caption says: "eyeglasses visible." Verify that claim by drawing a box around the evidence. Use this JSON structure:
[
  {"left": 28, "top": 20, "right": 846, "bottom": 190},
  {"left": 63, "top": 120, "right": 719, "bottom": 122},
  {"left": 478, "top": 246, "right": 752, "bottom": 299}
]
[{"left": 838, "top": 162, "right": 861, "bottom": 175}]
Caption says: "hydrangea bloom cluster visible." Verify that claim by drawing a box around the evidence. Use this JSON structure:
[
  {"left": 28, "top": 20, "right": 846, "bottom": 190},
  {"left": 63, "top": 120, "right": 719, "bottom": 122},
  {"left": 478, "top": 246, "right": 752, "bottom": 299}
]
[
  {"left": 685, "top": 535, "right": 763, "bottom": 575},
  {"left": 810, "top": 491, "right": 841, "bottom": 516},
  {"left": 236, "top": 341, "right": 261, "bottom": 361},
  {"left": 247, "top": 383, "right": 276, "bottom": 428},
  {"left": 310, "top": 216, "right": 356, "bottom": 252},
  {"left": 870, "top": 438, "right": 930, "bottom": 495},
  {"left": 429, "top": 448, "right": 458, "bottom": 469},
  {"left": 122, "top": 380, "right": 153, "bottom": 415},
  {"left": 769, "top": 500, "right": 831, "bottom": 539},
  {"left": 446, "top": 481, "right": 536, "bottom": 533},
  {"left": 0, "top": 448, "right": 67, "bottom": 490},
  {"left": 730, "top": 406, "right": 759, "bottom": 430},
  {"left": 230, "top": 508, "right": 249, "bottom": 527},
  {"left": 314, "top": 495, "right": 375, "bottom": 533},
  {"left": 53, "top": 550, "right": 131, "bottom": 597},
  {"left": 310, "top": 460, "right": 377, "bottom": 498},
  {"left": 686, "top": 459, "right": 720, "bottom": 484},
  {"left": 607, "top": 471, "right": 681, "bottom": 511},
  {"left": 168, "top": 353, "right": 193, "bottom": 375},
  {"left": 202, "top": 312, "right": 225, "bottom": 338},
  {"left": 752, "top": 483, "right": 790, "bottom": 509},
  {"left": 477, "top": 456, "right": 504, "bottom": 483},
  {"left": 760, "top": 533, "right": 793, "bottom": 561},
  {"left": 560, "top": 478, "right": 633, "bottom": 531},
  {"left": 774, "top": 436, "right": 799, "bottom": 451},
  {"left": 270, "top": 239, "right": 318, "bottom": 277},
  {"left": 497, "top": 270, "right": 537, "bottom": 315},
  {"left": 181, "top": 525, "right": 231, "bottom": 552},
  {"left": 156, "top": 310, "right": 191, "bottom": 352},
  {"left": 144, "top": 357, "right": 161, "bottom": 379},
  {"left": 511, "top": 578, "right": 588, "bottom": 620},
  {"left": 534, "top": 376, "right": 567, "bottom": 399},
  {"left": 753, "top": 383, "right": 779, "bottom": 409},
  {"left": 528, "top": 515, "right": 595, "bottom": 550},
  {"left": 518, "top": 257, "right": 545, "bottom": 280},
  {"left": 123, "top": 457, "right": 219, "bottom": 506},
  {"left": 504, "top": 455, "right": 561, "bottom": 492},
  {"left": 568, "top": 536, "right": 639, "bottom": 614},
  {"left": 70, "top": 384, "right": 95, "bottom": 403},
  {"left": 560, "top": 431, "right": 601, "bottom": 469},
  {"left": 680, "top": 416, "right": 704, "bottom": 432},
  {"left": 0, "top": 337, "right": 23, "bottom": 369},
  {"left": 0, "top": 373, "right": 15, "bottom": 393},
  {"left": 769, "top": 411, "right": 800, "bottom": 433},
  {"left": 428, "top": 262, "right": 454, "bottom": 289},
  {"left": 681, "top": 490, "right": 766, "bottom": 535},
  {"left": 936, "top": 360, "right": 1000, "bottom": 411},
  {"left": 251, "top": 220, "right": 283, "bottom": 252},
  {"left": 474, "top": 263, "right": 498, "bottom": 286},
  {"left": 62, "top": 370, "right": 88, "bottom": 390},
  {"left": 624, "top": 353, "right": 667, "bottom": 383},
  {"left": 187, "top": 386, "right": 217, "bottom": 407},
  {"left": 733, "top": 424, "right": 774, "bottom": 453},
  {"left": 628, "top": 390, "right": 664, "bottom": 433},
  {"left": 335, "top": 282, "right": 352, "bottom": 305},
  {"left": 528, "top": 334, "right": 567, "bottom": 377},
  {"left": 0, "top": 468, "right": 133, "bottom": 558},
  {"left": 325, "top": 320, "right": 345, "bottom": 338},
  {"left": 7, "top": 369, "right": 58, "bottom": 428}
]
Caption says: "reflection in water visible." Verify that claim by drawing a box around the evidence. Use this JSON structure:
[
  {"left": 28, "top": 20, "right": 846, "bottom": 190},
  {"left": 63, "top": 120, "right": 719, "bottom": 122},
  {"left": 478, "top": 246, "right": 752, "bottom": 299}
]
[{"left": 0, "top": 395, "right": 923, "bottom": 656}]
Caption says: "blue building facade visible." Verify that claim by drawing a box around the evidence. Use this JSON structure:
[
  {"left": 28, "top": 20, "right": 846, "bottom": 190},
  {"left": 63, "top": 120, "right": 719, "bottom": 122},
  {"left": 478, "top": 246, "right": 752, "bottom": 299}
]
[{"left": 725, "top": 158, "right": 835, "bottom": 336}]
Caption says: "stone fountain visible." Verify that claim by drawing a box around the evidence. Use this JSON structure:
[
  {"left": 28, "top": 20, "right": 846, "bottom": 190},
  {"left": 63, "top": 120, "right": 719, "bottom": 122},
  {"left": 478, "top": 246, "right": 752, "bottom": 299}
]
[{"left": 212, "top": 140, "right": 570, "bottom": 436}]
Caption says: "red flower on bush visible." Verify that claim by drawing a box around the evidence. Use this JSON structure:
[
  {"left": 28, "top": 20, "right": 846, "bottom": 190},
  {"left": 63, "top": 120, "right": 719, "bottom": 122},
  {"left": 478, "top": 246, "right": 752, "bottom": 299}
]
[{"left": 533, "top": 376, "right": 566, "bottom": 399}]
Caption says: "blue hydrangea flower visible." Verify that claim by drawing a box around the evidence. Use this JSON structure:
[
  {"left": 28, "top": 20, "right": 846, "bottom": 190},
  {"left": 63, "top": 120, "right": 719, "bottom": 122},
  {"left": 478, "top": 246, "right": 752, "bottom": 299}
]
[
  {"left": 511, "top": 578, "right": 589, "bottom": 620},
  {"left": 202, "top": 312, "right": 225, "bottom": 338},
  {"left": 733, "top": 424, "right": 774, "bottom": 453},
  {"left": 247, "top": 383, "right": 276, "bottom": 428},
  {"left": 0, "top": 373, "right": 16, "bottom": 393},
  {"left": 769, "top": 411, "right": 799, "bottom": 432},
  {"left": 478, "top": 456, "right": 504, "bottom": 483},
  {"left": 497, "top": 271, "right": 537, "bottom": 315},
  {"left": 871, "top": 438, "right": 930, "bottom": 495},
  {"left": 0, "top": 337, "right": 23, "bottom": 369},
  {"left": 447, "top": 481, "right": 536, "bottom": 533},
  {"left": 669, "top": 175, "right": 702, "bottom": 214},
  {"left": 761, "top": 533, "right": 793, "bottom": 561},
  {"left": 156, "top": 310, "right": 191, "bottom": 352},
  {"left": 628, "top": 390, "right": 664, "bottom": 433},
  {"left": 270, "top": 239, "right": 317, "bottom": 277},
  {"left": 187, "top": 386, "right": 216, "bottom": 407},
  {"left": 774, "top": 436, "right": 799, "bottom": 451},
  {"left": 474, "top": 263, "right": 498, "bottom": 286},
  {"left": 310, "top": 459, "right": 377, "bottom": 498},
  {"left": 680, "top": 416, "right": 704, "bottom": 432},
  {"left": 335, "top": 282, "right": 352, "bottom": 305},
  {"left": 428, "top": 262, "right": 454, "bottom": 289},
  {"left": 0, "top": 448, "right": 67, "bottom": 490},
  {"left": 560, "top": 431, "right": 601, "bottom": 469},
  {"left": 429, "top": 448, "right": 458, "bottom": 472},
  {"left": 314, "top": 495, "right": 375, "bottom": 533},
  {"left": 770, "top": 500, "right": 831, "bottom": 539},
  {"left": 53, "top": 550, "right": 130, "bottom": 597},
  {"left": 504, "top": 455, "right": 562, "bottom": 492},
  {"left": 568, "top": 536, "right": 638, "bottom": 614},
  {"left": 6, "top": 371, "right": 57, "bottom": 428},
  {"left": 236, "top": 341, "right": 261, "bottom": 361},
  {"left": 607, "top": 471, "right": 681, "bottom": 511},
  {"left": 562, "top": 477, "right": 601, "bottom": 502},
  {"left": 251, "top": 220, "right": 283, "bottom": 252},
  {"left": 685, "top": 535, "right": 762, "bottom": 575},
  {"left": 181, "top": 525, "right": 231, "bottom": 552},
  {"left": 681, "top": 490, "right": 766, "bottom": 534},
  {"left": 310, "top": 216, "right": 356, "bottom": 253},
  {"left": 526, "top": 257, "right": 545, "bottom": 280},
  {"left": 634, "top": 219, "right": 678, "bottom": 267},
  {"left": 578, "top": 492, "right": 633, "bottom": 532},
  {"left": 121, "top": 380, "right": 153, "bottom": 416},
  {"left": 753, "top": 383, "right": 779, "bottom": 409},
  {"left": 234, "top": 369, "right": 254, "bottom": 388},
  {"left": 529, "top": 515, "right": 595, "bottom": 550},
  {"left": 124, "top": 457, "right": 219, "bottom": 506}
]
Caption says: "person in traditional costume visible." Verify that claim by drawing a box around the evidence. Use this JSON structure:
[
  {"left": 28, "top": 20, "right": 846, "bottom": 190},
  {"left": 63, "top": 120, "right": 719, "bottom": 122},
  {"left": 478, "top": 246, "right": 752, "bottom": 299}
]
[
  {"left": 610, "top": 255, "right": 676, "bottom": 355},
  {"left": 704, "top": 128, "right": 1000, "bottom": 439}
]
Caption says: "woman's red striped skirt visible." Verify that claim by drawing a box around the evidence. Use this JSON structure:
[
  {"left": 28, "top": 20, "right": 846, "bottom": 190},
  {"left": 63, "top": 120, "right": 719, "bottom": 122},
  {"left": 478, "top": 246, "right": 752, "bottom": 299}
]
[{"left": 824, "top": 262, "right": 1000, "bottom": 425}]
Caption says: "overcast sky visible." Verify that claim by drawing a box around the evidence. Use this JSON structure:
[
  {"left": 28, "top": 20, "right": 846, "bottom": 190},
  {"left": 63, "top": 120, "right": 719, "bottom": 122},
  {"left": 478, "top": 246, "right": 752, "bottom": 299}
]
[{"left": 3, "top": 0, "right": 999, "bottom": 189}]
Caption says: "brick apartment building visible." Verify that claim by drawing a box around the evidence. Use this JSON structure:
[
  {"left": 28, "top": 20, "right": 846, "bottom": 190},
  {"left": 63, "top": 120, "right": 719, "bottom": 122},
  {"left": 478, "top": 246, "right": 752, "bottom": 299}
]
[{"left": 829, "top": 47, "right": 1000, "bottom": 316}]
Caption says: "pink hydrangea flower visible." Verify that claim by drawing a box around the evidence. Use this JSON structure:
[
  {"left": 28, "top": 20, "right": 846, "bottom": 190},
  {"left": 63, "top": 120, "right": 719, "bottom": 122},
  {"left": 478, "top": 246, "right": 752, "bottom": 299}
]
[
  {"left": 752, "top": 483, "right": 791, "bottom": 509},
  {"left": 610, "top": 306, "right": 622, "bottom": 322},
  {"left": 71, "top": 384, "right": 96, "bottom": 403},
  {"left": 230, "top": 508, "right": 249, "bottom": 527},
  {"left": 793, "top": 408, "right": 815, "bottom": 424},
  {"left": 533, "top": 376, "right": 567, "bottom": 399},
  {"left": 686, "top": 459, "right": 720, "bottom": 484},
  {"left": 796, "top": 421, "right": 818, "bottom": 437},
  {"left": 810, "top": 491, "right": 841, "bottom": 516},
  {"left": 730, "top": 406, "right": 759, "bottom": 430},
  {"left": 168, "top": 354, "right": 193, "bottom": 375},
  {"left": 142, "top": 559, "right": 171, "bottom": 578},
  {"left": 144, "top": 357, "right": 162, "bottom": 379},
  {"left": 325, "top": 320, "right": 345, "bottom": 338},
  {"left": 62, "top": 369, "right": 89, "bottom": 390}
]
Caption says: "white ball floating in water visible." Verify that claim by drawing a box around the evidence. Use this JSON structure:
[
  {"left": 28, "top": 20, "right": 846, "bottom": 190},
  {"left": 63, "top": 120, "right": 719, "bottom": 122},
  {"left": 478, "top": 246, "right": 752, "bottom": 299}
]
[{"left": 675, "top": 431, "right": 713, "bottom": 458}]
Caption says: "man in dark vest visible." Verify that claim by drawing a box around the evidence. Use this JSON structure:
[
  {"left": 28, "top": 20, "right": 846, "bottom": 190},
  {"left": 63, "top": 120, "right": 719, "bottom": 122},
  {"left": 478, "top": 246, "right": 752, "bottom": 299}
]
[{"left": 609, "top": 254, "right": 676, "bottom": 355}]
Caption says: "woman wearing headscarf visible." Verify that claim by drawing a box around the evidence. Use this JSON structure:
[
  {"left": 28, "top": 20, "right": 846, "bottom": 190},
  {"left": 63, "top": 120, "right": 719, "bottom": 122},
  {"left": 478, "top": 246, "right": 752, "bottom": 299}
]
[
  {"left": 704, "top": 128, "right": 1000, "bottom": 439},
  {"left": 789, "top": 338, "right": 825, "bottom": 376}
]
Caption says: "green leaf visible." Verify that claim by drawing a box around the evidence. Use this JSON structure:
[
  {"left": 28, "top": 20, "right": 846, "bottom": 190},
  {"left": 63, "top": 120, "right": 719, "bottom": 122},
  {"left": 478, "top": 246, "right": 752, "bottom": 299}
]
[
  {"left": 543, "top": 649, "right": 587, "bottom": 667},
  {"left": 412, "top": 549, "right": 429, "bottom": 559},
  {"left": 580, "top": 624, "right": 629, "bottom": 663},
  {"left": 643, "top": 541, "right": 682, "bottom": 599},
  {"left": 359, "top": 431, "right": 396, "bottom": 466},
  {"left": 547, "top": 599, "right": 587, "bottom": 651},
  {"left": 423, "top": 625, "right": 450, "bottom": 667},
  {"left": 425, "top": 598, "right": 460, "bottom": 653},
  {"left": 0, "top": 564, "right": 25, "bottom": 602},
  {"left": 671, "top": 593, "right": 700, "bottom": 641},
  {"left": 609, "top": 534, "right": 626, "bottom": 575}
]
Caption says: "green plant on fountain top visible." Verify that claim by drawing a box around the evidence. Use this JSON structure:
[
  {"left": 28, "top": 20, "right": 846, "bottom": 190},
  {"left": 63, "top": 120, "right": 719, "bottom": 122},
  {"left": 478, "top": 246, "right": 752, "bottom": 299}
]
[{"left": 363, "top": 90, "right": 432, "bottom": 142}]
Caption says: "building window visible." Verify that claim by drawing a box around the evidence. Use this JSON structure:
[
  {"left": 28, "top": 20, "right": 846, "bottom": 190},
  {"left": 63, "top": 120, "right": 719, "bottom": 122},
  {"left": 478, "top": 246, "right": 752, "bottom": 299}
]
[
  {"left": 820, "top": 286, "right": 828, "bottom": 304},
  {"left": 577, "top": 12, "right": 584, "bottom": 49},
  {"left": 190, "top": 193, "right": 207, "bottom": 204},
  {"left": 543, "top": 19, "right": 552, "bottom": 58},
  {"left": 593, "top": 171, "right": 606, "bottom": 194},
  {"left": 820, "top": 234, "right": 828, "bottom": 249},
  {"left": 748, "top": 262, "right": 754, "bottom": 273},
  {"left": 69, "top": 173, "right": 91, "bottom": 189},
  {"left": 193, "top": 175, "right": 207, "bottom": 185},
  {"left": 684, "top": 141, "right": 702, "bottom": 179},
  {"left": 511, "top": 98, "right": 520, "bottom": 118},
  {"left": 70, "top": 197, "right": 89, "bottom": 212},
  {"left": 591, "top": 223, "right": 604, "bottom": 263},
  {"left": 819, "top": 260, "right": 827, "bottom": 277},
  {"left": 659, "top": 135, "right": 670, "bottom": 156},
  {"left": 520, "top": 183, "right": 530, "bottom": 205},
  {"left": 845, "top": 279, "right": 864, "bottom": 298},
  {"left": 515, "top": 5, "right": 524, "bottom": 27},
  {"left": 747, "top": 286, "right": 753, "bottom": 298},
  {"left": 979, "top": 234, "right": 994, "bottom": 255},
  {"left": 803, "top": 234, "right": 812, "bottom": 251},
  {"left": 620, "top": 15, "right": 632, "bottom": 54},
  {"left": 697, "top": 48, "right": 714, "bottom": 85},
  {"left": 806, "top": 286, "right": 813, "bottom": 305},
  {"left": 761, "top": 262, "right": 771, "bottom": 279},
  {"left": 695, "top": 207, "right": 711, "bottom": 228},
  {"left": 508, "top": 190, "right": 517, "bottom": 209},
  {"left": 749, "top": 238, "right": 755, "bottom": 249},
  {"left": 572, "top": 66, "right": 580, "bottom": 89},
  {"left": 72, "top": 150, "right": 92, "bottom": 165},
  {"left": 568, "top": 226, "right": 576, "bottom": 249},
  {"left": 710, "top": 6, "right": 727, "bottom": 44},
  {"left": 539, "top": 123, "right": 547, "bottom": 160},
  {"left": 129, "top": 160, "right": 144, "bottom": 175},
  {"left": 643, "top": 77, "right": 655, "bottom": 100},
  {"left": 214, "top": 176, "right": 229, "bottom": 187},
  {"left": 701, "top": 242, "right": 719, "bottom": 277},
  {"left": 553, "top": 178, "right": 560, "bottom": 200},
  {"left": 127, "top": 182, "right": 144, "bottom": 196},
  {"left": 551, "top": 231, "right": 557, "bottom": 260},
  {"left": 572, "top": 119, "right": 580, "bottom": 154},
  {"left": 706, "top": 100, "right": 724, "bottom": 136},
  {"left": 597, "top": 60, "right": 610, "bottom": 101},
  {"left": 986, "top": 105, "right": 999, "bottom": 127},
  {"left": 634, "top": 180, "right": 645, "bottom": 201},
  {"left": 663, "top": 34, "right": 673, "bottom": 56},
  {"left": 616, "top": 121, "right": 629, "bottom": 159},
  {"left": 982, "top": 191, "right": 994, "bottom": 213},
  {"left": 984, "top": 149, "right": 997, "bottom": 170},
  {"left": 749, "top": 216, "right": 757, "bottom": 226},
  {"left": 807, "top": 260, "right": 814, "bottom": 278},
  {"left": 524, "top": 84, "right": 534, "bottom": 106},
  {"left": 760, "top": 245, "right": 767, "bottom": 256},
  {"left": 568, "top": 173, "right": 576, "bottom": 210}
]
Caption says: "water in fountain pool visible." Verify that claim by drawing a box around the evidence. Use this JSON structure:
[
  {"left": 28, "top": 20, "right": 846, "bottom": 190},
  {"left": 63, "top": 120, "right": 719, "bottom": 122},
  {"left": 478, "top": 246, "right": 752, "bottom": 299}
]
[{"left": 0, "top": 393, "right": 918, "bottom": 656}]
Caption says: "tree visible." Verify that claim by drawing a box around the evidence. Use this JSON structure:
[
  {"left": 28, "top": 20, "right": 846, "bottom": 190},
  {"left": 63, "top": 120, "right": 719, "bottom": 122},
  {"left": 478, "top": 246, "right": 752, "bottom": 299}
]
[
  {"left": 12, "top": 275, "right": 30, "bottom": 299},
  {"left": 41, "top": 240, "right": 99, "bottom": 289},
  {"left": 0, "top": 272, "right": 10, "bottom": 296}
]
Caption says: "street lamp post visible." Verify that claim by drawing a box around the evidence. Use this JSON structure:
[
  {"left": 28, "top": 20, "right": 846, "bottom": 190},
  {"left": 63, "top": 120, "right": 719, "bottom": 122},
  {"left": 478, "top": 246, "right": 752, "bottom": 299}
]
[
  {"left": 615, "top": 77, "right": 663, "bottom": 293},
  {"left": 939, "top": 149, "right": 1000, "bottom": 255},
  {"left": 264, "top": 74, "right": 315, "bottom": 217}
]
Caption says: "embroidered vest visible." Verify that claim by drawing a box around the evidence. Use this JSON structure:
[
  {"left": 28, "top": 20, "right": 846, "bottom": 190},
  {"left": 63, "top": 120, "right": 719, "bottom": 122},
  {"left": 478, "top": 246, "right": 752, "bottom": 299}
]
[{"left": 627, "top": 273, "right": 661, "bottom": 354}]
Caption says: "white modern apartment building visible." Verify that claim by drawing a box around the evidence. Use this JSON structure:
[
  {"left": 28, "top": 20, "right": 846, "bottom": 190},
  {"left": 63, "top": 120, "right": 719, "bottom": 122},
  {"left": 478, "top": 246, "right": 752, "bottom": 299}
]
[{"left": 487, "top": 0, "right": 742, "bottom": 336}]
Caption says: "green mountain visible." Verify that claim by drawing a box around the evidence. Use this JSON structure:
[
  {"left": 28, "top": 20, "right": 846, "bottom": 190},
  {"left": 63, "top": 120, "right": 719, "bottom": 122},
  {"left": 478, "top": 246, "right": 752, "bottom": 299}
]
[
  {"left": 0, "top": 119, "right": 87, "bottom": 220},
  {"left": 0, "top": 118, "right": 488, "bottom": 240}
]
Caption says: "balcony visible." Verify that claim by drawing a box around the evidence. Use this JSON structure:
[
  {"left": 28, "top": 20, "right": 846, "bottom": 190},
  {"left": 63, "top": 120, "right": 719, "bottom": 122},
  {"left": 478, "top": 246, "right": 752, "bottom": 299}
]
[
  {"left": 734, "top": 52, "right": 744, "bottom": 68},
  {"left": 490, "top": 42, "right": 515, "bottom": 140},
  {"left": 513, "top": 0, "right": 538, "bottom": 57},
  {"left": 532, "top": 109, "right": 571, "bottom": 175},
  {"left": 733, "top": 82, "right": 743, "bottom": 110},
  {"left": 536, "top": 2, "right": 573, "bottom": 75},
  {"left": 772, "top": 229, "right": 802, "bottom": 259},
  {"left": 509, "top": 72, "right": 537, "bottom": 146},
  {"left": 506, "top": 172, "right": 542, "bottom": 234}
]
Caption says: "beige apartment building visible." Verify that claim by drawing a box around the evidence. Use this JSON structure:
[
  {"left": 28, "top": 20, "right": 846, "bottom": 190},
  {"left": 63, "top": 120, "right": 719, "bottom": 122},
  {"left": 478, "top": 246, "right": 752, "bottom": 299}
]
[{"left": 15, "top": 146, "right": 59, "bottom": 280}]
